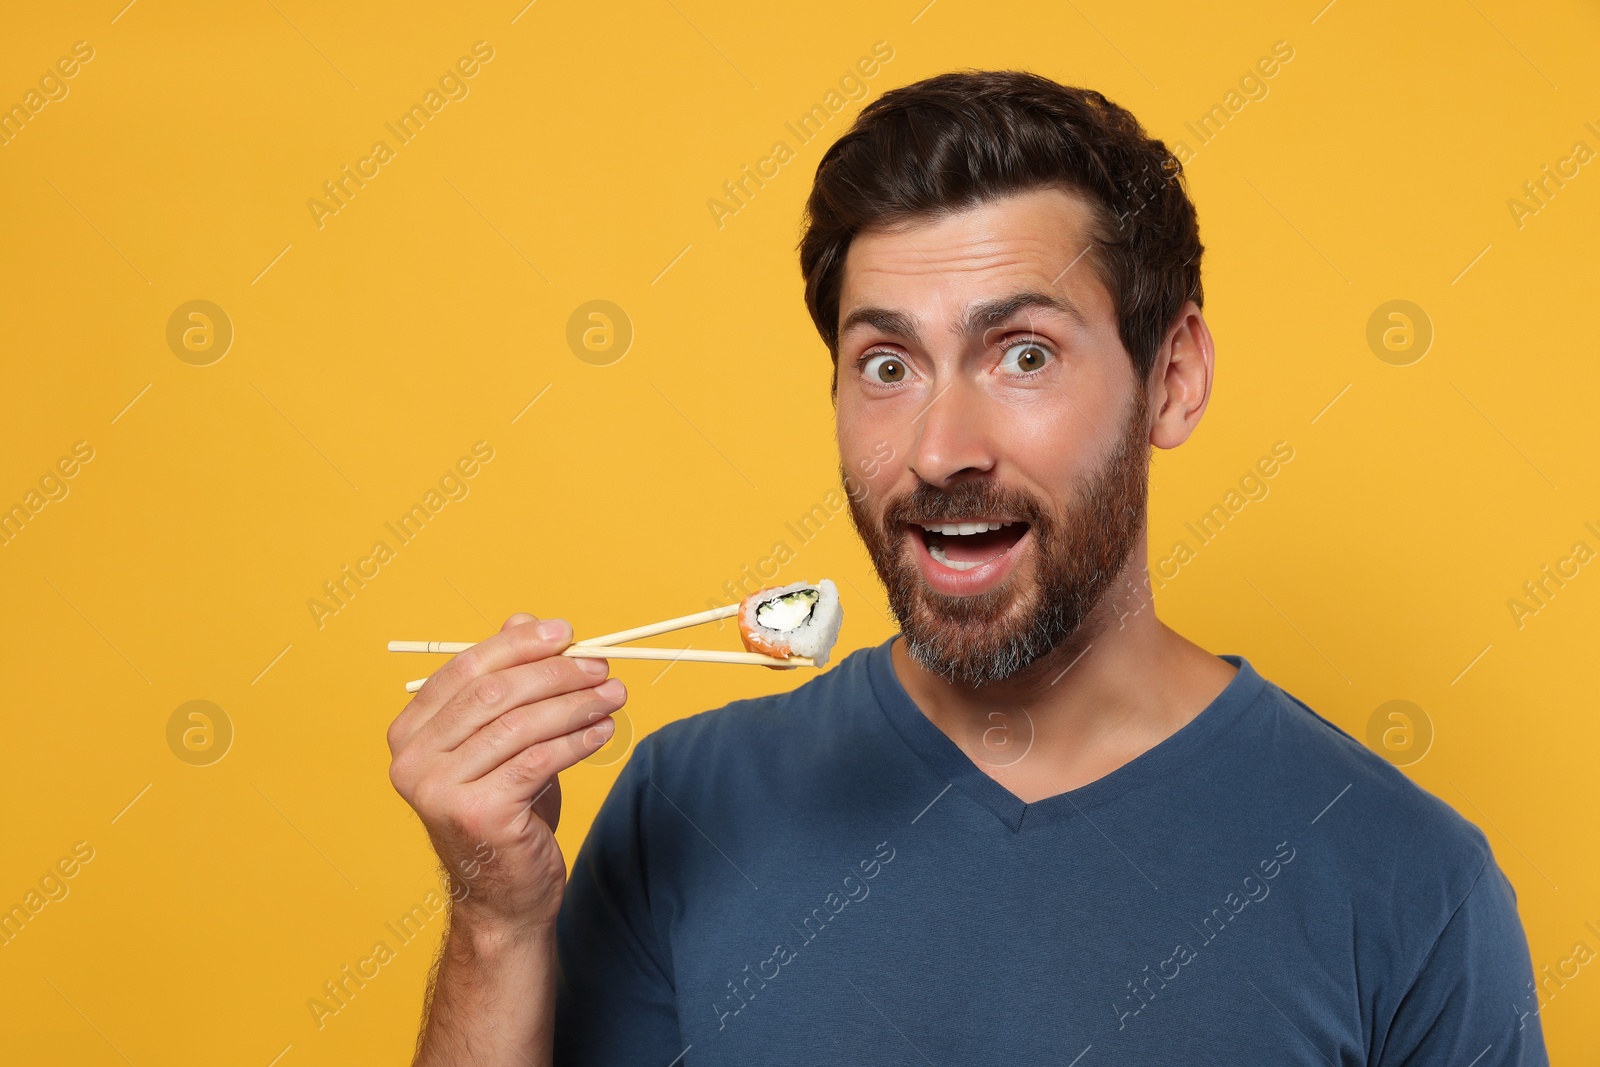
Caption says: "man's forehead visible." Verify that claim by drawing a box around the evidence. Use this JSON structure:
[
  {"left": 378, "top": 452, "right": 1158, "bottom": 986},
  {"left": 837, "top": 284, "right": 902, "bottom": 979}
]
[{"left": 837, "top": 187, "right": 1109, "bottom": 334}]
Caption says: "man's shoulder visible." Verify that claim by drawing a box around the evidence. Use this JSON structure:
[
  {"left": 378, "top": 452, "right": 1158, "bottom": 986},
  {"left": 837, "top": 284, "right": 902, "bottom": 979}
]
[
  {"left": 641, "top": 640, "right": 880, "bottom": 777},
  {"left": 1241, "top": 662, "right": 1491, "bottom": 885},
  {"left": 612, "top": 645, "right": 891, "bottom": 864}
]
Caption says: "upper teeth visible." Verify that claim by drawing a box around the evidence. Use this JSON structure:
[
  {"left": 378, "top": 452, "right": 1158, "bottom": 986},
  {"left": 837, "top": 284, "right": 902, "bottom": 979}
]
[{"left": 918, "top": 521, "right": 1013, "bottom": 536}]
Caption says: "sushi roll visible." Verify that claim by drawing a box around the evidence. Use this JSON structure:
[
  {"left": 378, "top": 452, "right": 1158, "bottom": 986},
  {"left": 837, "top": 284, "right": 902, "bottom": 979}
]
[{"left": 739, "top": 579, "right": 843, "bottom": 667}]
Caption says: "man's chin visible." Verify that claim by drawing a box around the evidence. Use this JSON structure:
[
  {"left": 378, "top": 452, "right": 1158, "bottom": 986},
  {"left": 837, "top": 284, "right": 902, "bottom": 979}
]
[
  {"left": 900, "top": 623, "right": 1061, "bottom": 686},
  {"left": 892, "top": 570, "right": 1066, "bottom": 685}
]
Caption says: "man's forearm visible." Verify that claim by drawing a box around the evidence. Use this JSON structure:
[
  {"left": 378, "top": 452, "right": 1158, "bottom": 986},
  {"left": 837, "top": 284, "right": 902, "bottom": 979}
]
[{"left": 413, "top": 907, "right": 558, "bottom": 1067}]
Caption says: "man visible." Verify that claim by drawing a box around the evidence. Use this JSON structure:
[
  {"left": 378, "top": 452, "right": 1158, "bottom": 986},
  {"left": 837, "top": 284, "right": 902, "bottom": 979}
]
[{"left": 388, "top": 71, "right": 1547, "bottom": 1065}]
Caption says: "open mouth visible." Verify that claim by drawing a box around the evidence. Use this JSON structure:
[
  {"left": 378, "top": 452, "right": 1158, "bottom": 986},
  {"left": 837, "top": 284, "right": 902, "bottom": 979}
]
[{"left": 914, "top": 520, "right": 1029, "bottom": 571}]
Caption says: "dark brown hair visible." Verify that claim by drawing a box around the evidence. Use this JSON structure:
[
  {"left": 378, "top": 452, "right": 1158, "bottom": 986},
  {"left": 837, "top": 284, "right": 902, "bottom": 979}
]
[{"left": 798, "top": 70, "right": 1203, "bottom": 383}]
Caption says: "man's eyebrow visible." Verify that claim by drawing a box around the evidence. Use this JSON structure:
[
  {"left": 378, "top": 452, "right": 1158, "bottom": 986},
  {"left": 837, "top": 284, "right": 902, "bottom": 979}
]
[
  {"left": 837, "top": 290, "right": 1087, "bottom": 345},
  {"left": 962, "top": 290, "right": 1087, "bottom": 334},
  {"left": 839, "top": 306, "right": 919, "bottom": 341}
]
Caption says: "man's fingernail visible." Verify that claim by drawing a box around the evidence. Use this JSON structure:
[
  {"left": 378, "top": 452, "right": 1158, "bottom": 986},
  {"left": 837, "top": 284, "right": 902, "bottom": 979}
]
[
  {"left": 576, "top": 657, "right": 608, "bottom": 676},
  {"left": 536, "top": 619, "right": 570, "bottom": 642}
]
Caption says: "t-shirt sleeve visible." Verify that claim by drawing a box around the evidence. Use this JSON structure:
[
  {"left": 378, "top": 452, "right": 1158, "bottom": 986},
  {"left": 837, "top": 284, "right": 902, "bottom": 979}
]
[
  {"left": 1377, "top": 856, "right": 1549, "bottom": 1066},
  {"left": 553, "top": 734, "right": 681, "bottom": 1065}
]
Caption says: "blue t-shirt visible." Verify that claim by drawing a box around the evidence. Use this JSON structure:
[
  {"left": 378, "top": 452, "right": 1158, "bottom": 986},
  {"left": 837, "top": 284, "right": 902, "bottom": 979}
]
[{"left": 554, "top": 640, "right": 1547, "bottom": 1065}]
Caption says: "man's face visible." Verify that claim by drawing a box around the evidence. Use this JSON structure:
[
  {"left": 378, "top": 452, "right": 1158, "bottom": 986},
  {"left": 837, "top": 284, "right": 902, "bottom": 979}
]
[{"left": 835, "top": 186, "right": 1151, "bottom": 686}]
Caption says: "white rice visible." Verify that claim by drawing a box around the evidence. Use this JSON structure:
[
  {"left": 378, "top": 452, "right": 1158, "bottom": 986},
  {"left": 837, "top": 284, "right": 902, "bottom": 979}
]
[{"left": 740, "top": 579, "right": 843, "bottom": 666}]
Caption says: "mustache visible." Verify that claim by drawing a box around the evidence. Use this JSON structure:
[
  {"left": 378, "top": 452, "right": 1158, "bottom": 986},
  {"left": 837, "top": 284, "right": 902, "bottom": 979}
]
[{"left": 881, "top": 479, "right": 1052, "bottom": 529}]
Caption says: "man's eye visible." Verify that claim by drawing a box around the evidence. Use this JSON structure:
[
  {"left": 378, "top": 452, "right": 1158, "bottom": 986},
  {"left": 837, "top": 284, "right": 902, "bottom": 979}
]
[
  {"left": 863, "top": 353, "right": 908, "bottom": 383},
  {"left": 998, "top": 341, "right": 1052, "bottom": 374}
]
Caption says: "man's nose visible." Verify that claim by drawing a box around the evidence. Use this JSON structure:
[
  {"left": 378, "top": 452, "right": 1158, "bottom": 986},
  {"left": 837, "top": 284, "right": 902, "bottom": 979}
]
[{"left": 908, "top": 380, "right": 998, "bottom": 487}]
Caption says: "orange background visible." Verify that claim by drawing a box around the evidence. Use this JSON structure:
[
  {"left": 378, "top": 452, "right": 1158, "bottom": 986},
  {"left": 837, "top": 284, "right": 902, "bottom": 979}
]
[{"left": 2, "top": 0, "right": 1597, "bottom": 1062}]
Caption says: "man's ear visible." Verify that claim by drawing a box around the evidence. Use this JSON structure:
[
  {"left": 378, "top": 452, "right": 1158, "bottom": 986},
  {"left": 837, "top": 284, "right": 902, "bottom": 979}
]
[{"left": 1148, "top": 301, "right": 1214, "bottom": 450}]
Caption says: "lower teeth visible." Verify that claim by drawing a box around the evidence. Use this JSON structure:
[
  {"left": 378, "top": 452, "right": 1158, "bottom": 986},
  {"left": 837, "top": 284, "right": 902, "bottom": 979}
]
[{"left": 929, "top": 543, "right": 981, "bottom": 571}]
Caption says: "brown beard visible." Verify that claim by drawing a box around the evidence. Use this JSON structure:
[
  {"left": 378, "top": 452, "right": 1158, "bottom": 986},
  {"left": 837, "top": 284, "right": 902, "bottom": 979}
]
[{"left": 846, "top": 389, "right": 1151, "bottom": 686}]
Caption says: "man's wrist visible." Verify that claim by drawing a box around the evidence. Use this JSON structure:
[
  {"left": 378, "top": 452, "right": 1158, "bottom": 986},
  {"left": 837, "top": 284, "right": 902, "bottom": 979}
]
[{"left": 446, "top": 900, "right": 557, "bottom": 962}]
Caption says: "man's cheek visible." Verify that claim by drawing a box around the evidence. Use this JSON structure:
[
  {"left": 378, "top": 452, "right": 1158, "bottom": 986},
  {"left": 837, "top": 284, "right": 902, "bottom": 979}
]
[
  {"left": 845, "top": 461, "right": 895, "bottom": 507},
  {"left": 851, "top": 449, "right": 903, "bottom": 508},
  {"left": 856, "top": 439, "right": 897, "bottom": 482},
  {"left": 837, "top": 409, "right": 903, "bottom": 503}
]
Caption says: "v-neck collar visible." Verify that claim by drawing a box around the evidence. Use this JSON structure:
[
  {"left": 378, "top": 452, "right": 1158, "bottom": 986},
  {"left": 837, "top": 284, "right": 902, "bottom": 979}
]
[{"left": 865, "top": 637, "right": 1268, "bottom": 833}]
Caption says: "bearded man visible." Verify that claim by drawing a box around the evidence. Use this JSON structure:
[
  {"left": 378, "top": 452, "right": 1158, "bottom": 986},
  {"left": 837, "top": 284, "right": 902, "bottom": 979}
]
[{"left": 388, "top": 71, "right": 1547, "bottom": 1066}]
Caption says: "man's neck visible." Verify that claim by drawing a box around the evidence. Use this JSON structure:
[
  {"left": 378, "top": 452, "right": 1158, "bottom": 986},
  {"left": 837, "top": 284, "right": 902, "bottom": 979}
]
[{"left": 889, "top": 560, "right": 1238, "bottom": 804}]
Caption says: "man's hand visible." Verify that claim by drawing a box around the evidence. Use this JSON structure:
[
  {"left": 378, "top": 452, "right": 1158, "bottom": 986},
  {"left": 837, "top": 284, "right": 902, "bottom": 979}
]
[
  {"left": 388, "top": 613, "right": 624, "bottom": 933},
  {"left": 388, "top": 614, "right": 625, "bottom": 1065}
]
